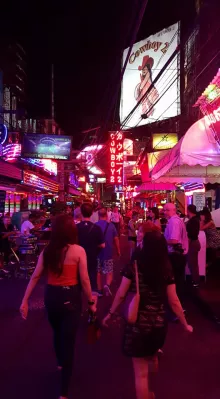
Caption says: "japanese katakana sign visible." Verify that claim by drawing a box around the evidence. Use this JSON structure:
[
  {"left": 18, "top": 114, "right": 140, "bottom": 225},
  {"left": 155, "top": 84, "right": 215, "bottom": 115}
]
[{"left": 109, "top": 131, "right": 124, "bottom": 186}]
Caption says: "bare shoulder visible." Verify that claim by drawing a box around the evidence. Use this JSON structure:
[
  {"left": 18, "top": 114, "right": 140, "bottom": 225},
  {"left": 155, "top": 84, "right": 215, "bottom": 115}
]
[{"left": 69, "top": 244, "right": 86, "bottom": 255}]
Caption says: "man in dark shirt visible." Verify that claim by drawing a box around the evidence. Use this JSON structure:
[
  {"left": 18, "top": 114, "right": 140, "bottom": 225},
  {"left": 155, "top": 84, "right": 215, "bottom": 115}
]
[
  {"left": 186, "top": 205, "right": 201, "bottom": 286},
  {"left": 77, "top": 202, "right": 105, "bottom": 294}
]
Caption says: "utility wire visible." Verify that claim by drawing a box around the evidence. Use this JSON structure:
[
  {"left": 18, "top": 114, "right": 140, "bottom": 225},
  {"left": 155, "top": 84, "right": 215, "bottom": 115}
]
[
  {"left": 80, "top": 0, "right": 150, "bottom": 171},
  {"left": 98, "top": 0, "right": 149, "bottom": 139}
]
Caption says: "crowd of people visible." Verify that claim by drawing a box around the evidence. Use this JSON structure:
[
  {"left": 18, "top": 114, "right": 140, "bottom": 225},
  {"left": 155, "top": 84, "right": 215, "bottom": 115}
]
[{"left": 17, "top": 200, "right": 220, "bottom": 399}]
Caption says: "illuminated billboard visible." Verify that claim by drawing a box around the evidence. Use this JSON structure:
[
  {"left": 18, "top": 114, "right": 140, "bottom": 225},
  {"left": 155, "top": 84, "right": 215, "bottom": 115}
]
[
  {"left": 152, "top": 133, "right": 178, "bottom": 150},
  {"left": 76, "top": 145, "right": 105, "bottom": 175},
  {"left": 22, "top": 134, "right": 72, "bottom": 160},
  {"left": 120, "top": 23, "right": 180, "bottom": 128}
]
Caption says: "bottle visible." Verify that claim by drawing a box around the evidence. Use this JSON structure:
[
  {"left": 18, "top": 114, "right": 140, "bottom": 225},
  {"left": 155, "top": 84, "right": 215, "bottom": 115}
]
[{"left": 87, "top": 311, "right": 101, "bottom": 344}]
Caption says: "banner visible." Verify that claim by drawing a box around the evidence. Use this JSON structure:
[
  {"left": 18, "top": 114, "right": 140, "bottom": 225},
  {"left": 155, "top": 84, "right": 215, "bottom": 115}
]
[{"left": 120, "top": 23, "right": 180, "bottom": 128}]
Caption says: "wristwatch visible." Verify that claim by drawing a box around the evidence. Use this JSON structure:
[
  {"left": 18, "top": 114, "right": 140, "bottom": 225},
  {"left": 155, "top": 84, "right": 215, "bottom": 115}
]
[{"left": 88, "top": 300, "right": 95, "bottom": 306}]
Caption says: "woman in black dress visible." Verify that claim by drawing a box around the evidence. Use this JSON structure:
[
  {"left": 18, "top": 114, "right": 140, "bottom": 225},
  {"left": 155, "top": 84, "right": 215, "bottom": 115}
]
[{"left": 103, "top": 229, "right": 193, "bottom": 399}]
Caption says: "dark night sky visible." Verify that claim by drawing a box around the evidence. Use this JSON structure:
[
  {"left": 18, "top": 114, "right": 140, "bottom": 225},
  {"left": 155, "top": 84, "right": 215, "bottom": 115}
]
[{"left": 1, "top": 0, "right": 195, "bottom": 145}]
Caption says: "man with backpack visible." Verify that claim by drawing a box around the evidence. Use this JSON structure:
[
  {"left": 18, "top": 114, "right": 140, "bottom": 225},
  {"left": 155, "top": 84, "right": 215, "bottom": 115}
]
[
  {"left": 96, "top": 207, "right": 121, "bottom": 297},
  {"left": 77, "top": 203, "right": 105, "bottom": 295}
]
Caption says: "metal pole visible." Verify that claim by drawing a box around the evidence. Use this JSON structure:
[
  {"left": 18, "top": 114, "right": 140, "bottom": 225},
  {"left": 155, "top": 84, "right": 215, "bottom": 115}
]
[{"left": 51, "top": 64, "right": 55, "bottom": 120}]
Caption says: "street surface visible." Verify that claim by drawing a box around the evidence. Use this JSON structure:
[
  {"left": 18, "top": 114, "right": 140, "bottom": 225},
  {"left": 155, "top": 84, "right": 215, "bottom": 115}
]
[{"left": 0, "top": 237, "right": 220, "bottom": 399}]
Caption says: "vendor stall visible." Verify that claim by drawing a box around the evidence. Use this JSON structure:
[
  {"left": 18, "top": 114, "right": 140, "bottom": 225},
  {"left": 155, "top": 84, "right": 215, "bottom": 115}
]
[
  {"left": 150, "top": 117, "right": 220, "bottom": 212},
  {"left": 151, "top": 117, "right": 220, "bottom": 183}
]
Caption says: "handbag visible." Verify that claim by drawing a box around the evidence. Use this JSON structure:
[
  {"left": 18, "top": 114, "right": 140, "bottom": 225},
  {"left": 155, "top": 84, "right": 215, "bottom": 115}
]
[{"left": 123, "top": 260, "right": 140, "bottom": 324}]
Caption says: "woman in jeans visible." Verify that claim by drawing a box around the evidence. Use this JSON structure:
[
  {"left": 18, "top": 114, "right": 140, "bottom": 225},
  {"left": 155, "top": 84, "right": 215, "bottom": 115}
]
[
  {"left": 103, "top": 228, "right": 193, "bottom": 399},
  {"left": 20, "top": 214, "right": 96, "bottom": 399}
]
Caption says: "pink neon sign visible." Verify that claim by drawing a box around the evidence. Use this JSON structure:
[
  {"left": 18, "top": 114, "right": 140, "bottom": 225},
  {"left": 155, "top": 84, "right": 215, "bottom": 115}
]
[{"left": 204, "top": 106, "right": 220, "bottom": 126}]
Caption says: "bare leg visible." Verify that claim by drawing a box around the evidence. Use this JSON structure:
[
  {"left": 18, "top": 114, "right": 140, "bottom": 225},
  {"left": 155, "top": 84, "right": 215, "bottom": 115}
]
[
  {"left": 97, "top": 272, "right": 102, "bottom": 291},
  {"left": 106, "top": 271, "right": 113, "bottom": 287},
  {"left": 132, "top": 358, "right": 150, "bottom": 399}
]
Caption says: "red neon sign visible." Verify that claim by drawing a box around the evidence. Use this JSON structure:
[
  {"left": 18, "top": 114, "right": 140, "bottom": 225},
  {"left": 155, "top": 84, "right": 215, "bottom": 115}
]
[{"left": 109, "top": 131, "right": 124, "bottom": 185}]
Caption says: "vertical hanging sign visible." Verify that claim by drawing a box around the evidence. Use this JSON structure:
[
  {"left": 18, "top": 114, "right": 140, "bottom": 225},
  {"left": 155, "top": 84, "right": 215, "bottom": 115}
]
[{"left": 109, "top": 131, "right": 124, "bottom": 187}]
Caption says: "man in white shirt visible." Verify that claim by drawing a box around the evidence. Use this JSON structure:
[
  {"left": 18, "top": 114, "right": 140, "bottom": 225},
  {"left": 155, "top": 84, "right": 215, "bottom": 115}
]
[
  {"left": 164, "top": 203, "right": 188, "bottom": 304},
  {"left": 107, "top": 208, "right": 112, "bottom": 223},
  {"left": 111, "top": 206, "right": 122, "bottom": 235},
  {"left": 21, "top": 214, "right": 36, "bottom": 235}
]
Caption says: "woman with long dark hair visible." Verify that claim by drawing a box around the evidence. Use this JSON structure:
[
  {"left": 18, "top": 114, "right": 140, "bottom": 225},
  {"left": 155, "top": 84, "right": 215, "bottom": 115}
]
[
  {"left": 20, "top": 214, "right": 96, "bottom": 399},
  {"left": 200, "top": 209, "right": 220, "bottom": 265},
  {"left": 103, "top": 229, "right": 192, "bottom": 399}
]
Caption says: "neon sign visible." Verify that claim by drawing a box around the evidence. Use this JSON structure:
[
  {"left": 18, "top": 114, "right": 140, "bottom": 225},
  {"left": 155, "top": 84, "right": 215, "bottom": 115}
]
[
  {"left": 109, "top": 131, "right": 124, "bottom": 185},
  {"left": 3, "top": 143, "right": 21, "bottom": 161},
  {"left": 23, "top": 171, "right": 59, "bottom": 192},
  {"left": 115, "top": 185, "right": 138, "bottom": 192},
  {"left": 78, "top": 176, "right": 86, "bottom": 182},
  {"left": 204, "top": 105, "right": 220, "bottom": 127},
  {"left": 0, "top": 124, "right": 8, "bottom": 144}
]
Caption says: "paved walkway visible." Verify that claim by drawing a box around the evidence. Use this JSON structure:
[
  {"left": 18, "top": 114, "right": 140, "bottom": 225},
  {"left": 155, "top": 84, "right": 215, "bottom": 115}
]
[{"left": 0, "top": 239, "right": 220, "bottom": 399}]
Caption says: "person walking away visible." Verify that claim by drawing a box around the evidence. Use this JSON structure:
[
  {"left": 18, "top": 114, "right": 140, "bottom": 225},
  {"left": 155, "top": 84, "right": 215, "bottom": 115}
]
[
  {"left": 128, "top": 211, "right": 138, "bottom": 259},
  {"left": 96, "top": 207, "right": 121, "bottom": 297},
  {"left": 137, "top": 221, "right": 161, "bottom": 249},
  {"left": 164, "top": 203, "right": 188, "bottom": 305},
  {"left": 103, "top": 228, "right": 193, "bottom": 399},
  {"left": 20, "top": 214, "right": 96, "bottom": 399},
  {"left": 111, "top": 206, "right": 122, "bottom": 235},
  {"left": 186, "top": 205, "right": 201, "bottom": 287},
  {"left": 77, "top": 203, "right": 105, "bottom": 298},
  {"left": 149, "top": 207, "right": 161, "bottom": 231}
]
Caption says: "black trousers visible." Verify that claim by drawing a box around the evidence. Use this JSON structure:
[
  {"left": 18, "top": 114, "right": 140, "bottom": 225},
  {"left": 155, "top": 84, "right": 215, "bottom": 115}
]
[
  {"left": 45, "top": 285, "right": 81, "bottom": 397},
  {"left": 188, "top": 240, "right": 201, "bottom": 284},
  {"left": 169, "top": 252, "right": 187, "bottom": 304}
]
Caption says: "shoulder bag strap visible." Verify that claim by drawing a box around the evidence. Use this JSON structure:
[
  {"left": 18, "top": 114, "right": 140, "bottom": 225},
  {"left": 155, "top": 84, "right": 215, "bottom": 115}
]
[{"left": 134, "top": 260, "right": 140, "bottom": 295}]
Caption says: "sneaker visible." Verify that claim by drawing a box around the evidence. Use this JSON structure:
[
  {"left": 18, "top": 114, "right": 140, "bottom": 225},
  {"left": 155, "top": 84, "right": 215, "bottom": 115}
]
[
  {"left": 104, "top": 284, "right": 112, "bottom": 297},
  {"left": 193, "top": 283, "right": 199, "bottom": 288}
]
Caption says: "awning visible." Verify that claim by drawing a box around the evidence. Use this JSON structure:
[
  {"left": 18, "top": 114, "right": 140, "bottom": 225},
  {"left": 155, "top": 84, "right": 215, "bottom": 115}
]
[
  {"left": 0, "top": 160, "right": 22, "bottom": 181},
  {"left": 151, "top": 117, "right": 220, "bottom": 182},
  {"left": 137, "top": 182, "right": 176, "bottom": 191}
]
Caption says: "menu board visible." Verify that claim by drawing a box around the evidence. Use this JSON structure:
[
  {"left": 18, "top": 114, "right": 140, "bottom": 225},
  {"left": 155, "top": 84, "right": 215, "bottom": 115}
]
[{"left": 193, "top": 192, "right": 205, "bottom": 211}]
